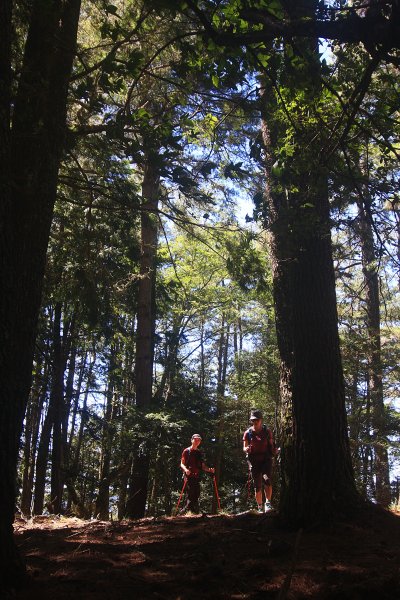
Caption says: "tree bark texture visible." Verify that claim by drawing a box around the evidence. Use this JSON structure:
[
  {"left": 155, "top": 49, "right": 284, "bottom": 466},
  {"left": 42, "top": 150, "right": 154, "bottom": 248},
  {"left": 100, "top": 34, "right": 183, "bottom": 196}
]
[
  {"left": 268, "top": 183, "right": 358, "bottom": 524},
  {"left": 95, "top": 347, "right": 117, "bottom": 520},
  {"left": 128, "top": 157, "right": 160, "bottom": 518},
  {"left": 134, "top": 159, "right": 160, "bottom": 409},
  {"left": 66, "top": 355, "right": 94, "bottom": 512},
  {"left": 212, "top": 316, "right": 229, "bottom": 514},
  {"left": 50, "top": 302, "right": 65, "bottom": 514},
  {"left": 32, "top": 304, "right": 70, "bottom": 514},
  {"left": 259, "top": 1, "right": 359, "bottom": 526},
  {"left": 20, "top": 353, "right": 47, "bottom": 517},
  {"left": 357, "top": 194, "right": 391, "bottom": 506},
  {"left": 154, "top": 314, "right": 182, "bottom": 404},
  {"left": 0, "top": 0, "right": 81, "bottom": 587},
  {"left": 63, "top": 341, "right": 78, "bottom": 471}
]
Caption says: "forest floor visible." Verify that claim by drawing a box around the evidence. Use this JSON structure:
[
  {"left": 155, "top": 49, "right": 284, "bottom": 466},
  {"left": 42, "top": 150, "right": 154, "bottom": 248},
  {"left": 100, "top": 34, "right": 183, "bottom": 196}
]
[{"left": 13, "top": 506, "right": 400, "bottom": 600}]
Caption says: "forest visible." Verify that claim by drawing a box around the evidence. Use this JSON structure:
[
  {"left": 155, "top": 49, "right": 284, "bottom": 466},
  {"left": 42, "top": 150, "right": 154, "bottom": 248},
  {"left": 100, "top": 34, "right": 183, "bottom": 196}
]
[{"left": 1, "top": 0, "right": 400, "bottom": 596}]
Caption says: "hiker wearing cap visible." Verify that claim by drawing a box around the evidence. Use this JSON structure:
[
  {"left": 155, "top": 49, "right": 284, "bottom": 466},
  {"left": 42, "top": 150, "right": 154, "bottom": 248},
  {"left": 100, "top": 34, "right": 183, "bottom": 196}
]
[
  {"left": 243, "top": 409, "right": 278, "bottom": 513},
  {"left": 180, "top": 434, "right": 215, "bottom": 513}
]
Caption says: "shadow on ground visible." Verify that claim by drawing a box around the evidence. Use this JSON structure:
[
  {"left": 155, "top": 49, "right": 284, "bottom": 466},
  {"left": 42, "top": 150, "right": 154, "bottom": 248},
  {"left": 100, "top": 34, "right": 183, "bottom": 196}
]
[{"left": 13, "top": 508, "right": 400, "bottom": 599}]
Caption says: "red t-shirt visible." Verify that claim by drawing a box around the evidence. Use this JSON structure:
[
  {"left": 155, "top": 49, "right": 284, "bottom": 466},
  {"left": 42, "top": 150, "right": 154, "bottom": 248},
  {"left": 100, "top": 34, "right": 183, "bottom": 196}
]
[
  {"left": 243, "top": 426, "right": 275, "bottom": 459},
  {"left": 181, "top": 447, "right": 203, "bottom": 477}
]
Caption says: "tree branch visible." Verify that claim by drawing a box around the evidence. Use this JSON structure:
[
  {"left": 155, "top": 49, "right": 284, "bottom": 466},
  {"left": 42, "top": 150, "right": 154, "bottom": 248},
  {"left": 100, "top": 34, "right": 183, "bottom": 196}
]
[{"left": 184, "top": 2, "right": 400, "bottom": 53}]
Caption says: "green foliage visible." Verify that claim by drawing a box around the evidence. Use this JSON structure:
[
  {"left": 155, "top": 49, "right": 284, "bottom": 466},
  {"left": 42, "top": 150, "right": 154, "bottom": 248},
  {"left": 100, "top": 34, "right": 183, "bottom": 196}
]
[
  {"left": 225, "top": 231, "right": 271, "bottom": 293},
  {"left": 17, "top": 0, "right": 400, "bottom": 520}
]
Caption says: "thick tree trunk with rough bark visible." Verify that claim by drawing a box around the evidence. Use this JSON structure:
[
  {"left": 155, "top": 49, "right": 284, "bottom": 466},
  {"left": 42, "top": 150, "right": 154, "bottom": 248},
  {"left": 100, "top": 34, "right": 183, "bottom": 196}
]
[
  {"left": 268, "top": 187, "right": 358, "bottom": 524},
  {"left": 0, "top": 0, "right": 81, "bottom": 588},
  {"left": 126, "top": 158, "right": 160, "bottom": 519},
  {"left": 134, "top": 161, "right": 160, "bottom": 408},
  {"left": 258, "top": 1, "right": 359, "bottom": 526},
  {"left": 0, "top": 0, "right": 25, "bottom": 587}
]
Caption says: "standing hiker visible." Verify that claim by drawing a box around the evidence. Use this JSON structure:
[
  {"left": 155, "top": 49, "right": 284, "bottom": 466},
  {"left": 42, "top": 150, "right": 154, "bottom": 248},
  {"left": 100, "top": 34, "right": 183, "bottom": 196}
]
[
  {"left": 180, "top": 434, "right": 215, "bottom": 513},
  {"left": 243, "top": 409, "right": 279, "bottom": 513}
]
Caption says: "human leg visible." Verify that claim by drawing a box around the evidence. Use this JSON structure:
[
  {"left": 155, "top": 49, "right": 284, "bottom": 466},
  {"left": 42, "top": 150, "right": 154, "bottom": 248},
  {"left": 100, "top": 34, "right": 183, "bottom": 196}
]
[
  {"left": 249, "top": 460, "right": 264, "bottom": 511},
  {"left": 185, "top": 477, "right": 200, "bottom": 513},
  {"left": 264, "top": 481, "right": 272, "bottom": 501},
  {"left": 262, "top": 458, "right": 273, "bottom": 509}
]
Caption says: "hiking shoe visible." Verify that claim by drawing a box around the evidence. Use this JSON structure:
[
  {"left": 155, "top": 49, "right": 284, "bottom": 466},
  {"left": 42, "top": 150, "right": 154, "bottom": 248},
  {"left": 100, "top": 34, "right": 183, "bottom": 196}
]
[
  {"left": 257, "top": 505, "right": 263, "bottom": 513},
  {"left": 264, "top": 501, "right": 272, "bottom": 512}
]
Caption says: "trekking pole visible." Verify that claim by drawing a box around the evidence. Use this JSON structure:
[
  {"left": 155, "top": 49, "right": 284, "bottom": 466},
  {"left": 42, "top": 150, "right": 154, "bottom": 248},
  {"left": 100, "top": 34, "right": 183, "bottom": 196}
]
[
  {"left": 212, "top": 474, "right": 221, "bottom": 511},
  {"left": 247, "top": 470, "right": 252, "bottom": 501},
  {"left": 175, "top": 477, "right": 188, "bottom": 513}
]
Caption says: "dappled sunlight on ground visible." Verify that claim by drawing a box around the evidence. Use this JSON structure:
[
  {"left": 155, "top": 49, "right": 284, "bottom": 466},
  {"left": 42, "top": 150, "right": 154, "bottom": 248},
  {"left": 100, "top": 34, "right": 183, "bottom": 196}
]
[{"left": 13, "top": 509, "right": 400, "bottom": 599}]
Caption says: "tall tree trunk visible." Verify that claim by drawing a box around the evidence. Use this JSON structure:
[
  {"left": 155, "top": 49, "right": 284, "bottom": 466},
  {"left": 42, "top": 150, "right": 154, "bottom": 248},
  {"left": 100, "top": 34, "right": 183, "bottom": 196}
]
[
  {"left": 33, "top": 303, "right": 70, "bottom": 514},
  {"left": 67, "top": 348, "right": 86, "bottom": 454},
  {"left": 0, "top": 0, "right": 81, "bottom": 586},
  {"left": 20, "top": 409, "right": 35, "bottom": 517},
  {"left": 50, "top": 303, "right": 66, "bottom": 514},
  {"left": 56, "top": 315, "right": 76, "bottom": 512},
  {"left": 199, "top": 319, "right": 206, "bottom": 391},
  {"left": 163, "top": 459, "right": 173, "bottom": 516},
  {"left": 0, "top": 0, "right": 26, "bottom": 587},
  {"left": 363, "top": 389, "right": 373, "bottom": 495},
  {"left": 212, "top": 317, "right": 229, "bottom": 514},
  {"left": 126, "top": 157, "right": 160, "bottom": 519},
  {"left": 233, "top": 317, "right": 244, "bottom": 451},
  {"left": 154, "top": 315, "right": 182, "bottom": 404},
  {"left": 233, "top": 315, "right": 243, "bottom": 383},
  {"left": 357, "top": 191, "right": 391, "bottom": 506},
  {"left": 147, "top": 450, "right": 162, "bottom": 516},
  {"left": 396, "top": 205, "right": 400, "bottom": 291},
  {"left": 116, "top": 342, "right": 135, "bottom": 519},
  {"left": 66, "top": 355, "right": 94, "bottom": 512},
  {"left": 135, "top": 160, "right": 160, "bottom": 401},
  {"left": 20, "top": 353, "right": 48, "bottom": 517},
  {"left": 33, "top": 401, "right": 53, "bottom": 515},
  {"left": 117, "top": 456, "right": 132, "bottom": 520},
  {"left": 259, "top": 1, "right": 359, "bottom": 525},
  {"left": 347, "top": 364, "right": 363, "bottom": 489},
  {"left": 95, "top": 347, "right": 117, "bottom": 520}
]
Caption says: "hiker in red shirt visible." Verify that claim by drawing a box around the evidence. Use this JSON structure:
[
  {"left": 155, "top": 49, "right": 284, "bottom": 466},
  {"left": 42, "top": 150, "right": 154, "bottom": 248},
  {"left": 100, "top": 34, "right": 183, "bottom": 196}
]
[
  {"left": 243, "top": 409, "right": 278, "bottom": 513},
  {"left": 180, "top": 434, "right": 214, "bottom": 513}
]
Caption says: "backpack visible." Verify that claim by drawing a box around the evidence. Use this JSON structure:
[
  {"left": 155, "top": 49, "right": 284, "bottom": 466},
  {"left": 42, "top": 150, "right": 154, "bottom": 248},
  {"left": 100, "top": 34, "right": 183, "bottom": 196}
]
[
  {"left": 247, "top": 423, "right": 267, "bottom": 441},
  {"left": 247, "top": 424, "right": 275, "bottom": 455}
]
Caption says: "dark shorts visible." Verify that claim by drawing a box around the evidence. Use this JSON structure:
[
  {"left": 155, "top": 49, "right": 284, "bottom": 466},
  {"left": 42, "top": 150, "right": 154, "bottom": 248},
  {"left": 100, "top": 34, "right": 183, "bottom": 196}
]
[
  {"left": 185, "top": 476, "right": 201, "bottom": 513},
  {"left": 248, "top": 457, "right": 273, "bottom": 492}
]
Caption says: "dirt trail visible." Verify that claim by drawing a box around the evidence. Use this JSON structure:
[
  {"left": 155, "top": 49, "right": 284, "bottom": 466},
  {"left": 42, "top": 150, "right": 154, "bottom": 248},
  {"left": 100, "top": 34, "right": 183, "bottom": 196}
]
[{"left": 13, "top": 508, "right": 400, "bottom": 599}]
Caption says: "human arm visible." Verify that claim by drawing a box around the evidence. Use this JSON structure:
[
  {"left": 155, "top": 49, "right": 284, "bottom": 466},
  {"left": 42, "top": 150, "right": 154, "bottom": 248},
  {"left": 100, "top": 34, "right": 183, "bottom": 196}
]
[
  {"left": 243, "top": 431, "right": 251, "bottom": 454},
  {"left": 180, "top": 449, "right": 191, "bottom": 477},
  {"left": 180, "top": 459, "right": 191, "bottom": 476},
  {"left": 201, "top": 462, "right": 215, "bottom": 474}
]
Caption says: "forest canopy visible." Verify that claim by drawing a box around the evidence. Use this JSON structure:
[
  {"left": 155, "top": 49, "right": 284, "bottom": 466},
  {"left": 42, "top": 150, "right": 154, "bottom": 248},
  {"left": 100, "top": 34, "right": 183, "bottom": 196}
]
[{"left": 1, "top": 0, "right": 400, "bottom": 589}]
